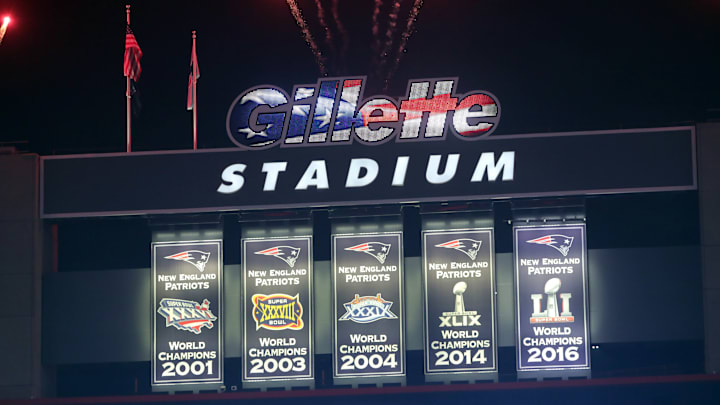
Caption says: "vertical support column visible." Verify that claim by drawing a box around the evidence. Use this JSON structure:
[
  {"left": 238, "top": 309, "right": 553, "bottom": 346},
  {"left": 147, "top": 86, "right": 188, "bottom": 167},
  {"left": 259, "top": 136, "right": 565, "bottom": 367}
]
[
  {"left": 697, "top": 123, "right": 720, "bottom": 374},
  {"left": 0, "top": 153, "right": 43, "bottom": 399}
]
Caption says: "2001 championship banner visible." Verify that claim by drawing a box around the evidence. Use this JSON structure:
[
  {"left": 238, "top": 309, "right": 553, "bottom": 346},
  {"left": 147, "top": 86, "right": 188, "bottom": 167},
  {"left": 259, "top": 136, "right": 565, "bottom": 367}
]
[
  {"left": 514, "top": 224, "right": 590, "bottom": 371},
  {"left": 332, "top": 232, "right": 405, "bottom": 378},
  {"left": 153, "top": 240, "right": 223, "bottom": 386},
  {"left": 242, "top": 237, "right": 313, "bottom": 382},
  {"left": 423, "top": 229, "right": 497, "bottom": 375}
]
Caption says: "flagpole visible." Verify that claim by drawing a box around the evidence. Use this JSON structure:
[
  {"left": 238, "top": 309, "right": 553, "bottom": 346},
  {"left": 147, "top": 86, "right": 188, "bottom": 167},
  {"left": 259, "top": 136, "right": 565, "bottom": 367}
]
[
  {"left": 192, "top": 30, "right": 198, "bottom": 150},
  {"left": 126, "top": 5, "right": 132, "bottom": 153}
]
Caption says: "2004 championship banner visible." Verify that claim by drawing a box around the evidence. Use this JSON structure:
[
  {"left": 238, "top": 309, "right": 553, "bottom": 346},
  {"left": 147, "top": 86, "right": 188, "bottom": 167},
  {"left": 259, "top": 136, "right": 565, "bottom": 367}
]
[
  {"left": 332, "top": 232, "right": 405, "bottom": 379},
  {"left": 423, "top": 229, "right": 497, "bottom": 375},
  {"left": 242, "top": 237, "right": 313, "bottom": 383},
  {"left": 152, "top": 240, "right": 223, "bottom": 386},
  {"left": 514, "top": 224, "right": 590, "bottom": 371}
]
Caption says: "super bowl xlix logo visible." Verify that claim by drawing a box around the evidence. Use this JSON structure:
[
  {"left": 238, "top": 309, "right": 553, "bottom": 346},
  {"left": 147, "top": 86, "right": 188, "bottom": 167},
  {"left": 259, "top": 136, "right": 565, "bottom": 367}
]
[
  {"left": 157, "top": 298, "right": 217, "bottom": 334},
  {"left": 251, "top": 293, "right": 304, "bottom": 331},
  {"left": 530, "top": 277, "right": 574, "bottom": 324},
  {"left": 340, "top": 294, "right": 397, "bottom": 323},
  {"left": 226, "top": 77, "right": 500, "bottom": 150}
]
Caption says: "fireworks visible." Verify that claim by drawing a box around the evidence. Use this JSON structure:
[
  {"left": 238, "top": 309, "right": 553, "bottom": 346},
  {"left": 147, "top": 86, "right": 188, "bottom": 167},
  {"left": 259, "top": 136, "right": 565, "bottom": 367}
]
[{"left": 0, "top": 16, "right": 11, "bottom": 45}]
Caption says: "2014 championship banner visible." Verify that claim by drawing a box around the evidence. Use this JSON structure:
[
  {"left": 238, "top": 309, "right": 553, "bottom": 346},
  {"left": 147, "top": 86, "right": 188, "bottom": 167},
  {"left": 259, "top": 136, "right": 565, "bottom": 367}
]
[
  {"left": 332, "top": 232, "right": 405, "bottom": 379},
  {"left": 152, "top": 240, "right": 223, "bottom": 386},
  {"left": 423, "top": 229, "right": 497, "bottom": 375},
  {"left": 514, "top": 224, "right": 590, "bottom": 371},
  {"left": 242, "top": 237, "right": 313, "bottom": 382}
]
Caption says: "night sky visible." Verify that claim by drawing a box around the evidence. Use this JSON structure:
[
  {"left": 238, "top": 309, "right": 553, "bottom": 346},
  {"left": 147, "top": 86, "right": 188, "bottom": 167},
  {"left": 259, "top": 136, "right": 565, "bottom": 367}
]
[{"left": 0, "top": 0, "right": 718, "bottom": 155}]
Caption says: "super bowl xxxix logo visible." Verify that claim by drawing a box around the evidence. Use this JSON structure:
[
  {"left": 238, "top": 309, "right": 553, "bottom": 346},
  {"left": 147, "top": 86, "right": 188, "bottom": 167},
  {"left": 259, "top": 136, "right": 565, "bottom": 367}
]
[
  {"left": 252, "top": 293, "right": 304, "bottom": 331},
  {"left": 340, "top": 293, "right": 397, "bottom": 323},
  {"left": 226, "top": 77, "right": 499, "bottom": 149}
]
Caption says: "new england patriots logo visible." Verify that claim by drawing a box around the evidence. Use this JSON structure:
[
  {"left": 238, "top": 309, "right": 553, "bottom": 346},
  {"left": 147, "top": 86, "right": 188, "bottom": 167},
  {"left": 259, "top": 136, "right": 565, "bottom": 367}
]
[
  {"left": 255, "top": 246, "right": 301, "bottom": 268},
  {"left": 527, "top": 234, "right": 574, "bottom": 257},
  {"left": 435, "top": 239, "right": 482, "bottom": 260},
  {"left": 345, "top": 242, "right": 391, "bottom": 264},
  {"left": 164, "top": 250, "right": 211, "bottom": 272}
]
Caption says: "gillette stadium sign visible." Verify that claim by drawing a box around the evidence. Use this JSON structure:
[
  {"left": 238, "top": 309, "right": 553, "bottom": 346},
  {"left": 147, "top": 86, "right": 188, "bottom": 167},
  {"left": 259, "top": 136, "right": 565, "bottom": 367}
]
[{"left": 40, "top": 76, "right": 696, "bottom": 218}]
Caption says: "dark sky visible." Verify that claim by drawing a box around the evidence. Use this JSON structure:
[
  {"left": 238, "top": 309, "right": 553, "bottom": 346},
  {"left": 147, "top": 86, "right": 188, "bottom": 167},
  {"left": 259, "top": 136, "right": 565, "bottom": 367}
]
[{"left": 1, "top": 0, "right": 718, "bottom": 155}]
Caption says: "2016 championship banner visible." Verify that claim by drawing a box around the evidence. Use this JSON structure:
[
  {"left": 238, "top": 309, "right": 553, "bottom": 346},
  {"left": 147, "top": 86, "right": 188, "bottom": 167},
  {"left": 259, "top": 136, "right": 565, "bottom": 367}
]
[
  {"left": 514, "top": 224, "right": 590, "bottom": 371},
  {"left": 422, "top": 229, "right": 497, "bottom": 375},
  {"left": 152, "top": 240, "right": 223, "bottom": 386},
  {"left": 332, "top": 232, "right": 405, "bottom": 378},
  {"left": 242, "top": 237, "right": 313, "bottom": 382}
]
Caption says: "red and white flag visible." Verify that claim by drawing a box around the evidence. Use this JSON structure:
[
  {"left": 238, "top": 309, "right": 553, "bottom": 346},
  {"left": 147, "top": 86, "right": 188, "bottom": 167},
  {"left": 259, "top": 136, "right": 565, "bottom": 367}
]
[
  {"left": 124, "top": 25, "right": 143, "bottom": 81},
  {"left": 186, "top": 36, "right": 200, "bottom": 110}
]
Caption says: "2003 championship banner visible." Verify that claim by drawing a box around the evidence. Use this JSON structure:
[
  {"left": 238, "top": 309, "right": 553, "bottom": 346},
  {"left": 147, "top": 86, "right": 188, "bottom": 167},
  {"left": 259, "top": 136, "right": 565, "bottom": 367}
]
[
  {"left": 152, "top": 240, "right": 223, "bottom": 386},
  {"left": 423, "top": 229, "right": 497, "bottom": 375},
  {"left": 242, "top": 237, "right": 313, "bottom": 382},
  {"left": 332, "top": 232, "right": 405, "bottom": 379},
  {"left": 514, "top": 224, "right": 590, "bottom": 371}
]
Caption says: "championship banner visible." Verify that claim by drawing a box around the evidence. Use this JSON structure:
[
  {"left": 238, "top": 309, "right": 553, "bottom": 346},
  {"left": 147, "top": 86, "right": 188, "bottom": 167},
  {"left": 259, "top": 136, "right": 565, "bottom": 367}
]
[
  {"left": 242, "top": 237, "right": 313, "bottom": 382},
  {"left": 152, "top": 240, "right": 223, "bottom": 386},
  {"left": 514, "top": 224, "right": 590, "bottom": 371},
  {"left": 422, "top": 229, "right": 497, "bottom": 375},
  {"left": 332, "top": 232, "right": 405, "bottom": 378}
]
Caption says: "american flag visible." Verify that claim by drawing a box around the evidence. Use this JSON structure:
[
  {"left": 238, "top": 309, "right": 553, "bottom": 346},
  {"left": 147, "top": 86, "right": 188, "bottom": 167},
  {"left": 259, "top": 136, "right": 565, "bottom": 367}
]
[
  {"left": 124, "top": 25, "right": 142, "bottom": 81},
  {"left": 186, "top": 34, "right": 200, "bottom": 111}
]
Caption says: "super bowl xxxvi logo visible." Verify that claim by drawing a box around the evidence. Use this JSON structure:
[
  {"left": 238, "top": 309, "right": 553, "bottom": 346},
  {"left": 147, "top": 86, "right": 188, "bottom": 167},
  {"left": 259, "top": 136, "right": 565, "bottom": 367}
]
[
  {"left": 226, "top": 77, "right": 499, "bottom": 149},
  {"left": 157, "top": 298, "right": 217, "bottom": 334},
  {"left": 252, "top": 293, "right": 304, "bottom": 331},
  {"left": 340, "top": 294, "right": 397, "bottom": 323}
]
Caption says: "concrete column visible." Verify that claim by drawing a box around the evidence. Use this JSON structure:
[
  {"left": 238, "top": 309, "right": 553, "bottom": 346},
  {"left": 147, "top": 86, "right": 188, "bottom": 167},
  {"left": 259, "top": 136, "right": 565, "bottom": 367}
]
[
  {"left": 0, "top": 153, "right": 43, "bottom": 398},
  {"left": 697, "top": 123, "right": 720, "bottom": 374}
]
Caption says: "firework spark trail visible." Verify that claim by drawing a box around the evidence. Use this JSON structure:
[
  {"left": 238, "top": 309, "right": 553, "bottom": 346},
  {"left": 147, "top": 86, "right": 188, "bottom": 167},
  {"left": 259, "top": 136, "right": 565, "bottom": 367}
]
[
  {"left": 385, "top": 0, "right": 424, "bottom": 90},
  {"left": 286, "top": 0, "right": 327, "bottom": 75},
  {"left": 0, "top": 18, "right": 9, "bottom": 45},
  {"left": 331, "top": 0, "right": 350, "bottom": 74},
  {"left": 377, "top": 1, "right": 403, "bottom": 80},
  {"left": 315, "top": 0, "right": 335, "bottom": 57},
  {"left": 370, "top": 0, "right": 384, "bottom": 65}
]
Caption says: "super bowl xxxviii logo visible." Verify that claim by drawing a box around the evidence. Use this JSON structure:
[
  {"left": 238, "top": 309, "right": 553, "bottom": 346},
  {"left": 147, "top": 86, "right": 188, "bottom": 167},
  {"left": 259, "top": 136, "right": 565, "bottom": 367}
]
[
  {"left": 252, "top": 293, "right": 304, "bottom": 330},
  {"left": 157, "top": 298, "right": 217, "bottom": 334},
  {"left": 226, "top": 77, "right": 500, "bottom": 149},
  {"left": 340, "top": 294, "right": 397, "bottom": 323}
]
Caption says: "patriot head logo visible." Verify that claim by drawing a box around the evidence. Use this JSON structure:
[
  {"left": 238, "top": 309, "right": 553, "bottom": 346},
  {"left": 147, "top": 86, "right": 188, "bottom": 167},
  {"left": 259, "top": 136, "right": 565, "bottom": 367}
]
[
  {"left": 255, "top": 246, "right": 301, "bottom": 267},
  {"left": 527, "top": 234, "right": 574, "bottom": 257},
  {"left": 164, "top": 250, "right": 211, "bottom": 272},
  {"left": 345, "top": 242, "right": 391, "bottom": 264},
  {"left": 435, "top": 239, "right": 482, "bottom": 260},
  {"left": 157, "top": 298, "right": 217, "bottom": 334}
]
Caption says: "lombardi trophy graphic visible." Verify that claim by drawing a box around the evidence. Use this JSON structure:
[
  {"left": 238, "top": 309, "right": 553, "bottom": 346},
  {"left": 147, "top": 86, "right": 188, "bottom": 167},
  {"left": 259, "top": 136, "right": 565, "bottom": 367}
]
[{"left": 453, "top": 281, "right": 467, "bottom": 313}]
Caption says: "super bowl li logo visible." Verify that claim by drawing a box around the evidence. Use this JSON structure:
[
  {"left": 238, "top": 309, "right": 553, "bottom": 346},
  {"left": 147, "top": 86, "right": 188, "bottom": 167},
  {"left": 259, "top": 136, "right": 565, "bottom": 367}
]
[
  {"left": 252, "top": 293, "right": 304, "bottom": 331},
  {"left": 340, "top": 294, "right": 397, "bottom": 323},
  {"left": 157, "top": 298, "right": 217, "bottom": 334}
]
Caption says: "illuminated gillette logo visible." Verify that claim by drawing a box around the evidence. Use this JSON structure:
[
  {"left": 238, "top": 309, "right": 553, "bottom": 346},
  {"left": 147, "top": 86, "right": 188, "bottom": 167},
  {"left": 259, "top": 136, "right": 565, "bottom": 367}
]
[
  {"left": 339, "top": 293, "right": 397, "bottom": 323},
  {"left": 226, "top": 77, "right": 500, "bottom": 150}
]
